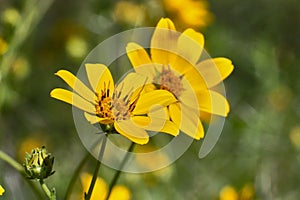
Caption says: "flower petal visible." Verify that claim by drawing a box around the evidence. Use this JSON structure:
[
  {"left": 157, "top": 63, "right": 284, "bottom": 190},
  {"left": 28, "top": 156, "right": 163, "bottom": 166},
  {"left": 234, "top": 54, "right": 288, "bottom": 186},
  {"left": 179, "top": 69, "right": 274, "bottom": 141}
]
[
  {"left": 85, "top": 63, "right": 114, "bottom": 96},
  {"left": 196, "top": 58, "right": 234, "bottom": 88},
  {"left": 198, "top": 90, "right": 230, "bottom": 116},
  {"left": 114, "top": 120, "right": 149, "bottom": 145},
  {"left": 169, "top": 103, "right": 204, "bottom": 139},
  {"left": 151, "top": 18, "right": 178, "bottom": 65},
  {"left": 55, "top": 70, "right": 96, "bottom": 103},
  {"left": 176, "top": 28, "right": 204, "bottom": 65},
  {"left": 133, "top": 105, "right": 179, "bottom": 136},
  {"left": 126, "top": 43, "right": 156, "bottom": 76},
  {"left": 115, "top": 72, "right": 148, "bottom": 102},
  {"left": 133, "top": 90, "right": 177, "bottom": 115},
  {"left": 50, "top": 88, "right": 96, "bottom": 113}
]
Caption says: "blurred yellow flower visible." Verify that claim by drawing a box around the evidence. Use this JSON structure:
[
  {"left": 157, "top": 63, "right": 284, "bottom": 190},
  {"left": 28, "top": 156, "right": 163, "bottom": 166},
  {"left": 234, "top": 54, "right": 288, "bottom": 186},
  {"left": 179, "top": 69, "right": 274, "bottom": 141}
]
[
  {"left": 17, "top": 135, "right": 45, "bottom": 161},
  {"left": 11, "top": 56, "right": 31, "bottom": 80},
  {"left": 65, "top": 36, "right": 88, "bottom": 59},
  {"left": 219, "top": 184, "right": 255, "bottom": 200},
  {"left": 163, "top": 0, "right": 213, "bottom": 28},
  {"left": 220, "top": 186, "right": 238, "bottom": 200},
  {"left": 0, "top": 185, "right": 4, "bottom": 196},
  {"left": 1, "top": 8, "right": 20, "bottom": 26},
  {"left": 50, "top": 64, "right": 178, "bottom": 144},
  {"left": 0, "top": 37, "right": 8, "bottom": 55},
  {"left": 113, "top": 1, "right": 145, "bottom": 25},
  {"left": 289, "top": 126, "right": 300, "bottom": 149},
  {"left": 80, "top": 173, "right": 131, "bottom": 200},
  {"left": 126, "top": 18, "right": 233, "bottom": 140}
]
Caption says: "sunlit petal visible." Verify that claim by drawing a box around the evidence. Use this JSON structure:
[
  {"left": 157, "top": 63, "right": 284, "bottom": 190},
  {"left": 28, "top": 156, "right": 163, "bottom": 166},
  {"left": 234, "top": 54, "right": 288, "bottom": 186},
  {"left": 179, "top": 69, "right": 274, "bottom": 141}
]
[
  {"left": 133, "top": 90, "right": 177, "bottom": 115},
  {"left": 126, "top": 43, "right": 156, "bottom": 77},
  {"left": 177, "top": 28, "right": 204, "bottom": 64},
  {"left": 151, "top": 18, "right": 178, "bottom": 65},
  {"left": 85, "top": 63, "right": 114, "bottom": 95},
  {"left": 196, "top": 58, "right": 234, "bottom": 88},
  {"left": 50, "top": 88, "right": 96, "bottom": 113},
  {"left": 55, "top": 70, "right": 96, "bottom": 102},
  {"left": 169, "top": 103, "right": 204, "bottom": 139},
  {"left": 115, "top": 120, "right": 149, "bottom": 145},
  {"left": 198, "top": 90, "right": 230, "bottom": 116}
]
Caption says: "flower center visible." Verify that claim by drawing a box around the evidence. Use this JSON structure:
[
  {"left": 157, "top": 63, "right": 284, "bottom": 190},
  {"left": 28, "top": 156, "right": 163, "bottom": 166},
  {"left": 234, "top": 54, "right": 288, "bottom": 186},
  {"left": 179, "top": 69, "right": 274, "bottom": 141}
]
[
  {"left": 95, "top": 82, "right": 134, "bottom": 124},
  {"left": 157, "top": 65, "right": 184, "bottom": 97}
]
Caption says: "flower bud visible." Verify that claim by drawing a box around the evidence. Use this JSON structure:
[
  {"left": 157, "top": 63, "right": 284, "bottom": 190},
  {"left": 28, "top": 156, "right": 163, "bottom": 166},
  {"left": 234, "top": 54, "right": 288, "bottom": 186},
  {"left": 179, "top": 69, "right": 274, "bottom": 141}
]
[{"left": 24, "top": 146, "right": 55, "bottom": 180}]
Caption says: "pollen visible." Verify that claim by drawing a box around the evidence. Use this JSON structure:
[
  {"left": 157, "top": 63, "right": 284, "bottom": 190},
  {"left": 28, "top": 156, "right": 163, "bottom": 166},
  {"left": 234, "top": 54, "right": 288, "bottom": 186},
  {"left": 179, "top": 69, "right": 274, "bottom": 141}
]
[
  {"left": 95, "top": 81, "right": 133, "bottom": 123},
  {"left": 157, "top": 65, "right": 184, "bottom": 97}
]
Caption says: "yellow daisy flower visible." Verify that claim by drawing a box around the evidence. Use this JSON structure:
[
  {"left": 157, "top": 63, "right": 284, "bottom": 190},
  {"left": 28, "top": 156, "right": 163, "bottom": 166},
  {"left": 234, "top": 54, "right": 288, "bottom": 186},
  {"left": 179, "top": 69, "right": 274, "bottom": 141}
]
[
  {"left": 0, "top": 185, "right": 4, "bottom": 196},
  {"left": 80, "top": 173, "right": 131, "bottom": 200},
  {"left": 126, "top": 18, "right": 234, "bottom": 140},
  {"left": 50, "top": 64, "right": 178, "bottom": 145},
  {"left": 163, "top": 0, "right": 213, "bottom": 28}
]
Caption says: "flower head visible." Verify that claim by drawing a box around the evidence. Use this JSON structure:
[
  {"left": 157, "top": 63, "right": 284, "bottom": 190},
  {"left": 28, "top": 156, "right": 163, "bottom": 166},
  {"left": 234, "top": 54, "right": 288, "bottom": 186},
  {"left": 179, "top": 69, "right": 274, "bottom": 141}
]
[
  {"left": 24, "top": 146, "right": 55, "bottom": 180},
  {"left": 163, "top": 0, "right": 213, "bottom": 28},
  {"left": 126, "top": 18, "right": 234, "bottom": 140},
  {"left": 80, "top": 173, "right": 131, "bottom": 200},
  {"left": 50, "top": 64, "right": 178, "bottom": 145},
  {"left": 0, "top": 185, "right": 4, "bottom": 196}
]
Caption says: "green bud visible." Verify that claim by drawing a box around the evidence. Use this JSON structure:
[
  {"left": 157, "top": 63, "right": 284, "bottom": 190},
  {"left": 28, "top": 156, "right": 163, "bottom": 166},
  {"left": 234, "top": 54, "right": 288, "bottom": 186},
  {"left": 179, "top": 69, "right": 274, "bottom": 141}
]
[{"left": 24, "top": 146, "right": 55, "bottom": 180}]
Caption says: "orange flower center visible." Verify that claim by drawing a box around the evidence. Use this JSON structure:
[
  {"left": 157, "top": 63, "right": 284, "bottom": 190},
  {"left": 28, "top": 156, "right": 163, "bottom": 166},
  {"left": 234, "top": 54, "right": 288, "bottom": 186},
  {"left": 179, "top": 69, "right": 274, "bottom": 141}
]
[
  {"left": 157, "top": 65, "right": 184, "bottom": 97},
  {"left": 95, "top": 82, "right": 135, "bottom": 124}
]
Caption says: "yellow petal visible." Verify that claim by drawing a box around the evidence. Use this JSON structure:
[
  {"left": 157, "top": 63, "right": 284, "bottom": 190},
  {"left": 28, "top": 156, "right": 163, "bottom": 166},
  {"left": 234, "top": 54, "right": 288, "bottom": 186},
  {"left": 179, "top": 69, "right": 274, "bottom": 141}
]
[
  {"left": 176, "top": 28, "right": 204, "bottom": 65},
  {"left": 109, "top": 185, "right": 131, "bottom": 200},
  {"left": 114, "top": 120, "right": 149, "bottom": 145},
  {"left": 50, "top": 88, "right": 96, "bottom": 113},
  {"left": 0, "top": 185, "right": 4, "bottom": 196},
  {"left": 55, "top": 70, "right": 96, "bottom": 102},
  {"left": 115, "top": 72, "right": 147, "bottom": 102},
  {"left": 151, "top": 18, "right": 178, "bottom": 65},
  {"left": 198, "top": 90, "right": 230, "bottom": 116},
  {"left": 80, "top": 173, "right": 107, "bottom": 200},
  {"left": 126, "top": 43, "right": 156, "bottom": 76},
  {"left": 169, "top": 103, "right": 204, "bottom": 139},
  {"left": 133, "top": 106, "right": 179, "bottom": 136},
  {"left": 133, "top": 90, "right": 177, "bottom": 115},
  {"left": 196, "top": 58, "right": 234, "bottom": 88},
  {"left": 85, "top": 64, "right": 114, "bottom": 96}
]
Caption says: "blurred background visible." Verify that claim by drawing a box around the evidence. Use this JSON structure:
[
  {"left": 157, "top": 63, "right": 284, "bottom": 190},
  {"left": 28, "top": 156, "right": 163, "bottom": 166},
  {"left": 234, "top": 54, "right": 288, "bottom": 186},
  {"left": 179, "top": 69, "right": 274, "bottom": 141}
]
[{"left": 0, "top": 0, "right": 300, "bottom": 199}]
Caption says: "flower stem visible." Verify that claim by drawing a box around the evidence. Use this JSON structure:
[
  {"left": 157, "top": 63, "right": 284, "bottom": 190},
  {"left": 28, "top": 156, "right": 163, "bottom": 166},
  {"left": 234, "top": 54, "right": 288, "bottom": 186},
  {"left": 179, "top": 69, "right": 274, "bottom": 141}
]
[
  {"left": 39, "top": 179, "right": 56, "bottom": 200},
  {"left": 0, "top": 150, "right": 23, "bottom": 172},
  {"left": 85, "top": 135, "right": 107, "bottom": 200},
  {"left": 0, "top": 150, "right": 44, "bottom": 199},
  {"left": 105, "top": 142, "right": 135, "bottom": 200}
]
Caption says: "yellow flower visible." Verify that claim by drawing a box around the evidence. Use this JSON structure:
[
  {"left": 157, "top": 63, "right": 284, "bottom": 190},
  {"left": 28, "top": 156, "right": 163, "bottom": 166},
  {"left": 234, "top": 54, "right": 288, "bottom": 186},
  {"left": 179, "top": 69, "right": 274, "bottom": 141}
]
[
  {"left": 0, "top": 37, "right": 8, "bottom": 55},
  {"left": 163, "top": 0, "right": 213, "bottom": 28},
  {"left": 113, "top": 1, "right": 145, "bottom": 25},
  {"left": 219, "top": 184, "right": 255, "bottom": 200},
  {"left": 126, "top": 18, "right": 234, "bottom": 140},
  {"left": 50, "top": 64, "right": 178, "bottom": 145},
  {"left": 0, "top": 185, "right": 5, "bottom": 196},
  {"left": 80, "top": 173, "right": 131, "bottom": 200}
]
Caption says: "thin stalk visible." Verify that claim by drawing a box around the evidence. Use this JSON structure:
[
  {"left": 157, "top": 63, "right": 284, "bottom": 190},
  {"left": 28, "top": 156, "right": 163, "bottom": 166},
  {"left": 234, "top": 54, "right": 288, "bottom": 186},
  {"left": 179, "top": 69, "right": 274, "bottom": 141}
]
[
  {"left": 0, "top": 150, "right": 23, "bottom": 172},
  {"left": 85, "top": 135, "right": 107, "bottom": 200},
  {"left": 39, "top": 179, "right": 56, "bottom": 200},
  {"left": 105, "top": 142, "right": 135, "bottom": 200},
  {"left": 0, "top": 150, "right": 43, "bottom": 199}
]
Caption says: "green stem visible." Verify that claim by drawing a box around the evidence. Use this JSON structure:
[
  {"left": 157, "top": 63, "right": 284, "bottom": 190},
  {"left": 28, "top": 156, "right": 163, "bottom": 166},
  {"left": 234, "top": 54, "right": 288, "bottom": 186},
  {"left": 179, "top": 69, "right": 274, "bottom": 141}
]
[
  {"left": 105, "top": 142, "right": 135, "bottom": 200},
  {"left": 0, "top": 150, "right": 44, "bottom": 199},
  {"left": 39, "top": 179, "right": 56, "bottom": 200},
  {"left": 0, "top": 150, "right": 23, "bottom": 172},
  {"left": 85, "top": 135, "right": 107, "bottom": 200},
  {"left": 40, "top": 179, "right": 51, "bottom": 198}
]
